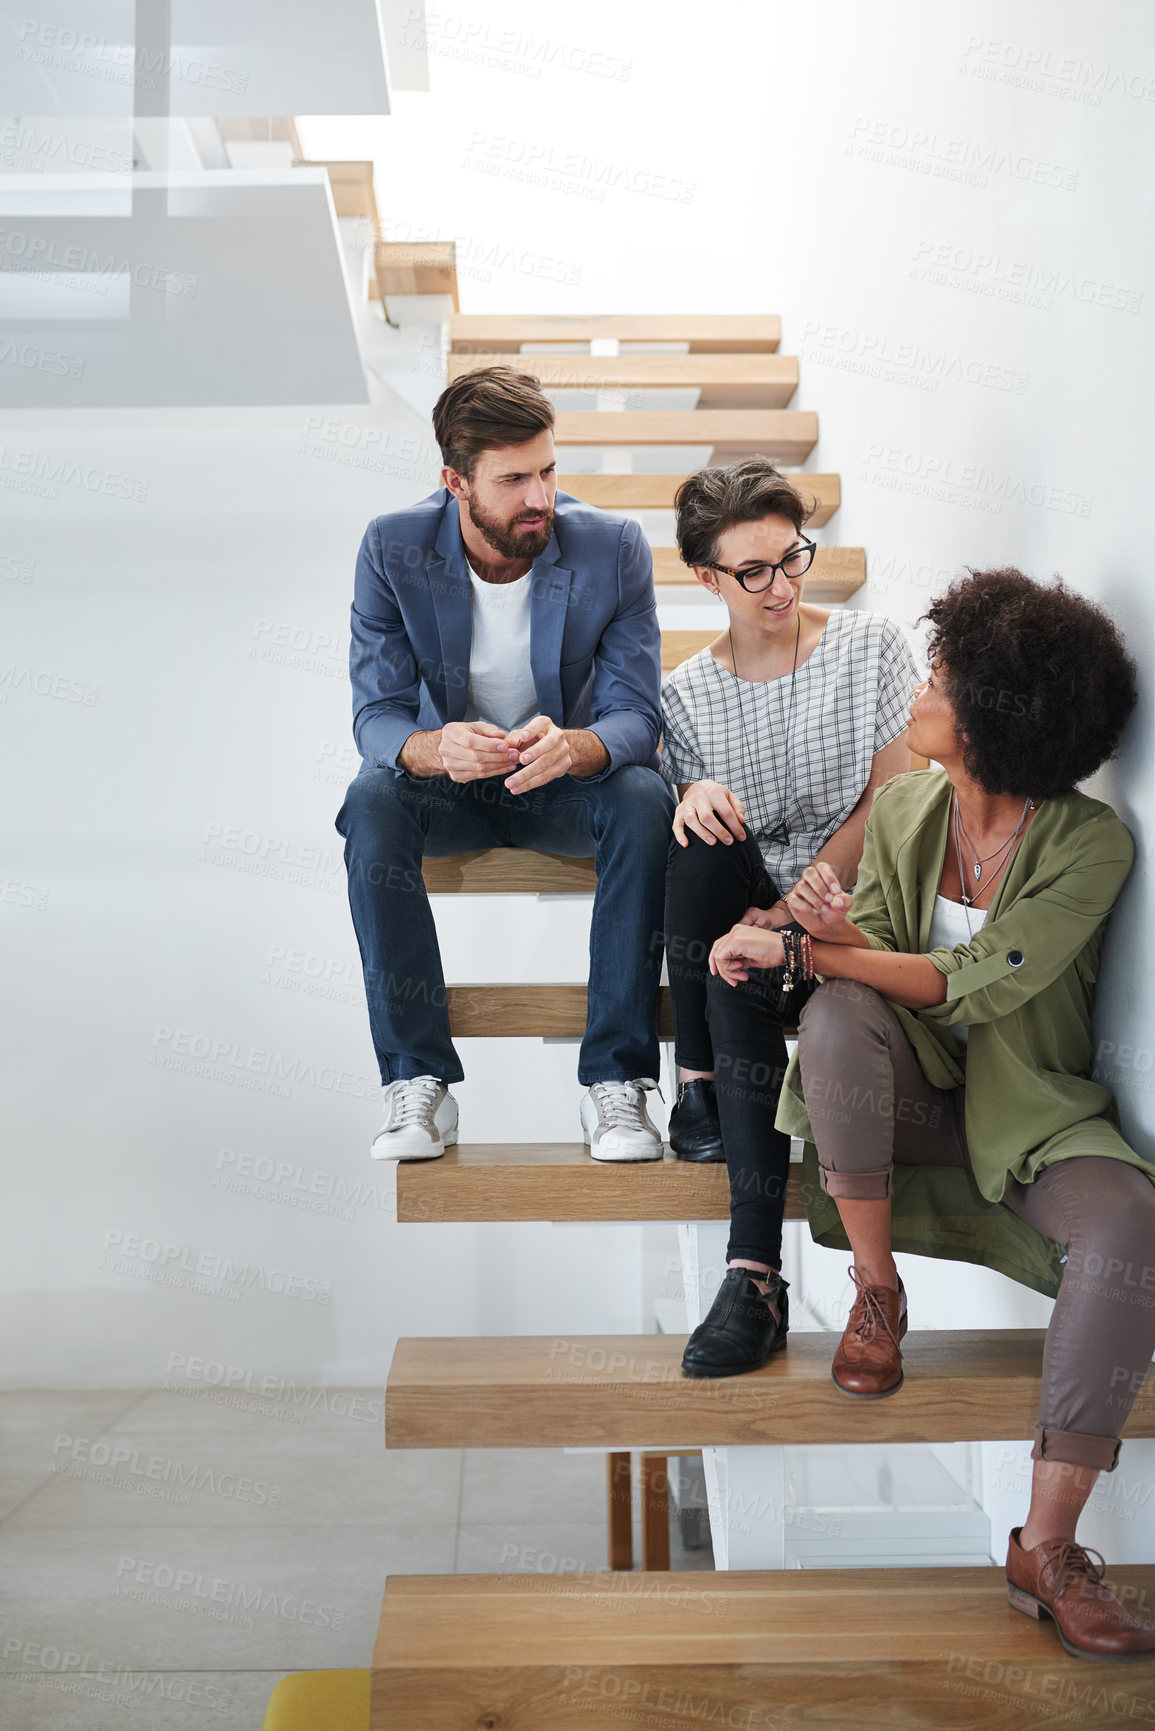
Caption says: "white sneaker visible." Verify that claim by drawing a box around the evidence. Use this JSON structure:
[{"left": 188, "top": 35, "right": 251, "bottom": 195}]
[
  {"left": 580, "top": 1079, "right": 664, "bottom": 1163},
  {"left": 370, "top": 1076, "right": 458, "bottom": 1161}
]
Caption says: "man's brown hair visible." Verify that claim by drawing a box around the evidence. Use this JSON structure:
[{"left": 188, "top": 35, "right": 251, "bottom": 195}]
[
  {"left": 674, "top": 457, "right": 813, "bottom": 570},
  {"left": 432, "top": 365, "right": 555, "bottom": 482}
]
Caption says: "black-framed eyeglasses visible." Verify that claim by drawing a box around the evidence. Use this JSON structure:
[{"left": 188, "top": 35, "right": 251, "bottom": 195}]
[{"left": 708, "top": 538, "right": 816, "bottom": 593}]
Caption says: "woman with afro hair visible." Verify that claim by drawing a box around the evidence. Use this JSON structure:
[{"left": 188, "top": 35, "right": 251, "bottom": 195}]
[{"left": 710, "top": 567, "right": 1155, "bottom": 1661}]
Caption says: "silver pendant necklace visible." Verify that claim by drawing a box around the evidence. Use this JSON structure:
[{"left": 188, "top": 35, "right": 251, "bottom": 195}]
[{"left": 951, "top": 791, "right": 1036, "bottom": 937}]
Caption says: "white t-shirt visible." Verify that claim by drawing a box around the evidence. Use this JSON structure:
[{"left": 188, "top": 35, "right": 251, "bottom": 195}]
[
  {"left": 462, "top": 558, "right": 539, "bottom": 733},
  {"left": 927, "top": 894, "right": 989, "bottom": 1046}
]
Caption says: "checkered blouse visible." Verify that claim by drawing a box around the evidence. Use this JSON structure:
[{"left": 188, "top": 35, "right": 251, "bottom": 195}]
[{"left": 660, "top": 609, "right": 917, "bottom": 888}]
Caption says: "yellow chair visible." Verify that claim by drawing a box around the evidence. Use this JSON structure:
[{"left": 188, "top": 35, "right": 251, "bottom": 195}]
[{"left": 261, "top": 1670, "right": 369, "bottom": 1730}]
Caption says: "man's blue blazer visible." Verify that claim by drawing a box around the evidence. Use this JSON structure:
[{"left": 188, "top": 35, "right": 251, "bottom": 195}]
[{"left": 349, "top": 486, "right": 662, "bottom": 780}]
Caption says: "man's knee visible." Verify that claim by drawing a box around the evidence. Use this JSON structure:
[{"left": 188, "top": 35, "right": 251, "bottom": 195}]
[
  {"left": 336, "top": 766, "right": 414, "bottom": 841},
  {"left": 335, "top": 773, "right": 433, "bottom": 900},
  {"left": 600, "top": 764, "right": 673, "bottom": 816},
  {"left": 588, "top": 766, "right": 674, "bottom": 848}
]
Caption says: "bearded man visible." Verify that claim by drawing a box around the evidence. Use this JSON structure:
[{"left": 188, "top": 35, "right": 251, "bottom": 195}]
[{"left": 336, "top": 366, "right": 673, "bottom": 1162}]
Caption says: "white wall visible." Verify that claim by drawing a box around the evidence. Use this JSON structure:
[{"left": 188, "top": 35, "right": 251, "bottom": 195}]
[{"left": 3, "top": 0, "right": 1153, "bottom": 1390}]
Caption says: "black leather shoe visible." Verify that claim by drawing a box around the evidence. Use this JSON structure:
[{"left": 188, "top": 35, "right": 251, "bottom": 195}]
[
  {"left": 681, "top": 1268, "right": 789, "bottom": 1377},
  {"left": 668, "top": 1079, "right": 724, "bottom": 1163}
]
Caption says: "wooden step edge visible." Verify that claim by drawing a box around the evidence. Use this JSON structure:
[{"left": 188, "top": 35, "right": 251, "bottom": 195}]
[
  {"left": 371, "top": 241, "right": 459, "bottom": 310},
  {"left": 397, "top": 1147, "right": 805, "bottom": 1224},
  {"left": 445, "top": 983, "right": 675, "bottom": 1038},
  {"left": 372, "top": 1565, "right": 1155, "bottom": 1730},
  {"left": 374, "top": 1563, "right": 1155, "bottom": 1656},
  {"left": 447, "top": 352, "right": 800, "bottom": 378},
  {"left": 423, "top": 850, "right": 597, "bottom": 894},
  {"left": 558, "top": 471, "right": 840, "bottom": 524},
  {"left": 448, "top": 314, "right": 783, "bottom": 353},
  {"left": 561, "top": 467, "right": 841, "bottom": 512},
  {"left": 446, "top": 352, "right": 799, "bottom": 407},
  {"left": 553, "top": 411, "right": 818, "bottom": 446},
  {"left": 385, "top": 1330, "right": 1155, "bottom": 1450}
]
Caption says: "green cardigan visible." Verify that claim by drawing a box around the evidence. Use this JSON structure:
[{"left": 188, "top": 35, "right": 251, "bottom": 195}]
[{"left": 774, "top": 767, "right": 1150, "bottom": 1297}]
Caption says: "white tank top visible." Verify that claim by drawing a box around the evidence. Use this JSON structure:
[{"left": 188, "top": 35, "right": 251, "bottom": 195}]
[{"left": 927, "top": 894, "right": 988, "bottom": 1046}]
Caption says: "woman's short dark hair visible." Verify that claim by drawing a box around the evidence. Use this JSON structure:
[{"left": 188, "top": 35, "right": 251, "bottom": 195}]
[
  {"left": 432, "top": 365, "right": 555, "bottom": 481},
  {"left": 922, "top": 567, "right": 1137, "bottom": 798},
  {"left": 674, "top": 458, "right": 813, "bottom": 569}
]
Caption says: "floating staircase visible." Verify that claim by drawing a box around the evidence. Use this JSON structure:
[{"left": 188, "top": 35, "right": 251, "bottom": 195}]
[{"left": 366, "top": 312, "right": 1076, "bottom": 1728}]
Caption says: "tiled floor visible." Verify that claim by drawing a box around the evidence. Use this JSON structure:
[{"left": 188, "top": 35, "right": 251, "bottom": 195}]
[{"left": 0, "top": 1389, "right": 712, "bottom": 1730}]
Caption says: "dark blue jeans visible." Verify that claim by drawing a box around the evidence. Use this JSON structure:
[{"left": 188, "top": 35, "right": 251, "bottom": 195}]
[{"left": 335, "top": 762, "right": 674, "bottom": 1086}]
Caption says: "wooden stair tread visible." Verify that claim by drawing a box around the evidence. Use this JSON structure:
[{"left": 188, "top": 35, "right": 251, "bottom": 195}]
[
  {"left": 385, "top": 1331, "right": 1155, "bottom": 1449},
  {"left": 372, "top": 241, "right": 459, "bottom": 309},
  {"left": 377, "top": 1564, "right": 1155, "bottom": 1668},
  {"left": 652, "top": 544, "right": 864, "bottom": 595},
  {"left": 397, "top": 1145, "right": 805, "bottom": 1223},
  {"left": 554, "top": 410, "right": 817, "bottom": 461},
  {"left": 450, "top": 313, "right": 781, "bottom": 352},
  {"left": 448, "top": 351, "right": 798, "bottom": 407},
  {"left": 423, "top": 850, "right": 597, "bottom": 893},
  {"left": 560, "top": 470, "right": 840, "bottom": 523},
  {"left": 443, "top": 983, "right": 673, "bottom": 1037},
  {"left": 373, "top": 1566, "right": 1155, "bottom": 1728}
]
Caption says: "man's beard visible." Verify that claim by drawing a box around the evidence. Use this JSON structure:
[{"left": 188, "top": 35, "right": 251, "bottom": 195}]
[{"left": 466, "top": 495, "right": 554, "bottom": 562}]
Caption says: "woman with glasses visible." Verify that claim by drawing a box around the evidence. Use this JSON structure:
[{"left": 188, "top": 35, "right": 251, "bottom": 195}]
[
  {"left": 710, "top": 568, "right": 1154, "bottom": 1660},
  {"left": 661, "top": 457, "right": 916, "bottom": 1376}
]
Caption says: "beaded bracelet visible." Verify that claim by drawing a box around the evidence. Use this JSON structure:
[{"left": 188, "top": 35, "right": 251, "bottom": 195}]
[{"left": 780, "top": 923, "right": 815, "bottom": 993}]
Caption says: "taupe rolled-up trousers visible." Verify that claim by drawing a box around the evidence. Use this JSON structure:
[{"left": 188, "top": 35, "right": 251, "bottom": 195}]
[{"left": 797, "top": 979, "right": 1155, "bottom": 1473}]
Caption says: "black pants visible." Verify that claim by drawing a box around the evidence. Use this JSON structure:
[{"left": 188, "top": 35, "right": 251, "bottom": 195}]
[{"left": 665, "top": 831, "right": 793, "bottom": 1269}]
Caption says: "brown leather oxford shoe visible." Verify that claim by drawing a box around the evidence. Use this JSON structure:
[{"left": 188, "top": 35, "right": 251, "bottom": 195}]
[
  {"left": 1006, "top": 1527, "right": 1155, "bottom": 1659},
  {"left": 830, "top": 1265, "right": 907, "bottom": 1397}
]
